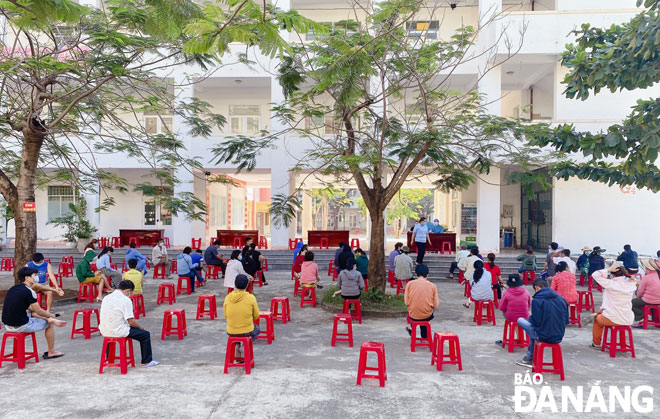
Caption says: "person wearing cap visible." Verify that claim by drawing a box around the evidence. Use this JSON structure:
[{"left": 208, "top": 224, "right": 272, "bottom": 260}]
[
  {"left": 411, "top": 216, "right": 433, "bottom": 264},
  {"left": 333, "top": 257, "right": 364, "bottom": 300},
  {"left": 588, "top": 246, "right": 606, "bottom": 277},
  {"left": 632, "top": 259, "right": 660, "bottom": 327},
  {"left": 223, "top": 274, "right": 260, "bottom": 358},
  {"left": 404, "top": 264, "right": 438, "bottom": 338},
  {"left": 204, "top": 240, "right": 226, "bottom": 276},
  {"left": 428, "top": 219, "right": 445, "bottom": 234},
  {"left": 616, "top": 244, "right": 639, "bottom": 274},
  {"left": 590, "top": 263, "right": 637, "bottom": 348},
  {"left": 152, "top": 238, "right": 169, "bottom": 274},
  {"left": 577, "top": 246, "right": 592, "bottom": 282},
  {"left": 394, "top": 246, "right": 415, "bottom": 283},
  {"left": 495, "top": 274, "right": 531, "bottom": 345},
  {"left": 550, "top": 261, "right": 578, "bottom": 304}
]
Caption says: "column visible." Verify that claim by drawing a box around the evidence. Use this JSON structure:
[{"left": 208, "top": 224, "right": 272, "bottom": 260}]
[
  {"left": 301, "top": 190, "right": 312, "bottom": 239},
  {"left": 477, "top": 167, "right": 501, "bottom": 253}
]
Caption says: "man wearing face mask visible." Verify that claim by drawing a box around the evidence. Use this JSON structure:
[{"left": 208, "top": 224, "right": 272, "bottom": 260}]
[
  {"left": 429, "top": 219, "right": 445, "bottom": 234},
  {"left": 577, "top": 246, "right": 591, "bottom": 283}
]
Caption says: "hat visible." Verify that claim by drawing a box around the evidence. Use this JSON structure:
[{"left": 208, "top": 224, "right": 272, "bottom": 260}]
[
  {"left": 581, "top": 246, "right": 592, "bottom": 252},
  {"left": 507, "top": 274, "right": 523, "bottom": 288},
  {"left": 433, "top": 219, "right": 439, "bottom": 223},
  {"left": 642, "top": 258, "right": 660, "bottom": 271},
  {"left": 593, "top": 246, "right": 605, "bottom": 253},
  {"left": 401, "top": 246, "right": 410, "bottom": 253}
]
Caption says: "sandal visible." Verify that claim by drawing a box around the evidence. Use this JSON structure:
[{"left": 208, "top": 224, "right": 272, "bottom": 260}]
[
  {"left": 462, "top": 302, "right": 470, "bottom": 309},
  {"left": 43, "top": 352, "right": 64, "bottom": 360}
]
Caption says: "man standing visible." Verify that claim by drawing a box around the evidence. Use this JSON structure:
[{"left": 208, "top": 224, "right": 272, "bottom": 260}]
[
  {"left": 204, "top": 240, "right": 226, "bottom": 276},
  {"left": 516, "top": 279, "right": 569, "bottom": 367},
  {"left": 404, "top": 265, "right": 438, "bottom": 339},
  {"left": 151, "top": 238, "right": 170, "bottom": 276},
  {"left": 388, "top": 242, "right": 403, "bottom": 273},
  {"left": 99, "top": 280, "right": 159, "bottom": 367},
  {"left": 449, "top": 244, "right": 469, "bottom": 281},
  {"left": 1, "top": 267, "right": 67, "bottom": 359}
]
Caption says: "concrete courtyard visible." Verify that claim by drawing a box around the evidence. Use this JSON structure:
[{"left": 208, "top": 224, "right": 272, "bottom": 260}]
[{"left": 0, "top": 271, "right": 658, "bottom": 418}]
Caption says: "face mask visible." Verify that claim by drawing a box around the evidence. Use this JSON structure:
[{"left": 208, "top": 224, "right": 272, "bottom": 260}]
[
  {"left": 585, "top": 251, "right": 592, "bottom": 256},
  {"left": 434, "top": 222, "right": 439, "bottom": 225}
]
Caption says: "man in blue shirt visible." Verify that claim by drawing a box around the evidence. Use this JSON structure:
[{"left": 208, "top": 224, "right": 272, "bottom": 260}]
[
  {"left": 204, "top": 240, "right": 226, "bottom": 276},
  {"left": 616, "top": 244, "right": 639, "bottom": 274}
]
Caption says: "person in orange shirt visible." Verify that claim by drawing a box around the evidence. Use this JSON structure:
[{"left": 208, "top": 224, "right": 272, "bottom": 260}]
[{"left": 404, "top": 264, "right": 439, "bottom": 339}]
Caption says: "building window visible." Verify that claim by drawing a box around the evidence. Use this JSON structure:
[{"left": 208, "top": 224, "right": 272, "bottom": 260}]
[
  {"left": 461, "top": 203, "right": 477, "bottom": 235},
  {"left": 47, "top": 186, "right": 75, "bottom": 221},
  {"left": 144, "top": 187, "right": 173, "bottom": 226},
  {"left": 144, "top": 112, "right": 173, "bottom": 134},
  {"left": 231, "top": 197, "right": 244, "bottom": 228},
  {"left": 210, "top": 194, "right": 227, "bottom": 227},
  {"left": 229, "top": 105, "right": 260, "bottom": 135},
  {"left": 406, "top": 21, "right": 439, "bottom": 39}
]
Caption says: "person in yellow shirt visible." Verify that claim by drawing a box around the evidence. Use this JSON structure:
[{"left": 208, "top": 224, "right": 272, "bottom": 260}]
[
  {"left": 122, "top": 259, "right": 143, "bottom": 295},
  {"left": 223, "top": 274, "right": 260, "bottom": 358}
]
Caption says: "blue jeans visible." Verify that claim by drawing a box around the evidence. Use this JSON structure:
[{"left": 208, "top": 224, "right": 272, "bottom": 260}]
[
  {"left": 228, "top": 325, "right": 260, "bottom": 342},
  {"left": 181, "top": 270, "right": 204, "bottom": 292},
  {"left": 517, "top": 318, "right": 537, "bottom": 361}
]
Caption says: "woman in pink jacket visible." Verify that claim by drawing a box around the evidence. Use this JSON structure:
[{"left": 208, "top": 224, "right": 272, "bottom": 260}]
[
  {"left": 495, "top": 274, "right": 531, "bottom": 345},
  {"left": 550, "top": 261, "right": 578, "bottom": 304}
]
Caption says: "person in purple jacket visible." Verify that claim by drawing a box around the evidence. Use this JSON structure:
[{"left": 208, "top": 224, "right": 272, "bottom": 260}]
[
  {"left": 495, "top": 274, "right": 531, "bottom": 345},
  {"left": 388, "top": 242, "right": 403, "bottom": 272}
]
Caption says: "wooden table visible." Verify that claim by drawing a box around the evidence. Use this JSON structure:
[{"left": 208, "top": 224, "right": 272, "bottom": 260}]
[
  {"left": 216, "top": 230, "right": 259, "bottom": 248},
  {"left": 407, "top": 232, "right": 457, "bottom": 253},
  {"left": 307, "top": 230, "right": 350, "bottom": 248},
  {"left": 119, "top": 229, "right": 164, "bottom": 247}
]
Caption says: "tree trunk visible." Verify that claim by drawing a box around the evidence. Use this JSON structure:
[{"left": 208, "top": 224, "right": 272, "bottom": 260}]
[{"left": 367, "top": 209, "right": 386, "bottom": 291}]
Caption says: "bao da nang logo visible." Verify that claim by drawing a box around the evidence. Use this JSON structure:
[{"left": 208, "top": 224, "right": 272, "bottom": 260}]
[{"left": 513, "top": 372, "right": 653, "bottom": 413}]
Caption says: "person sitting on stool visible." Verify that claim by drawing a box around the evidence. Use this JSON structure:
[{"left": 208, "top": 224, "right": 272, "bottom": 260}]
[{"left": 404, "top": 264, "right": 438, "bottom": 338}]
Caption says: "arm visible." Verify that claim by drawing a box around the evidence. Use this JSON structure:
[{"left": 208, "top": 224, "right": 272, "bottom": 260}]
[
  {"left": 128, "top": 318, "right": 144, "bottom": 330},
  {"left": 592, "top": 269, "right": 611, "bottom": 288},
  {"left": 530, "top": 299, "right": 543, "bottom": 329},
  {"left": 616, "top": 254, "right": 624, "bottom": 262},
  {"left": 499, "top": 292, "right": 508, "bottom": 313},
  {"left": 358, "top": 274, "right": 365, "bottom": 290},
  {"left": 411, "top": 232, "right": 416, "bottom": 243},
  {"left": 28, "top": 302, "right": 56, "bottom": 319},
  {"left": 46, "top": 264, "right": 63, "bottom": 293},
  {"left": 637, "top": 277, "right": 647, "bottom": 298},
  {"left": 252, "top": 298, "right": 260, "bottom": 322},
  {"left": 516, "top": 254, "right": 524, "bottom": 261},
  {"left": 433, "top": 286, "right": 439, "bottom": 309}
]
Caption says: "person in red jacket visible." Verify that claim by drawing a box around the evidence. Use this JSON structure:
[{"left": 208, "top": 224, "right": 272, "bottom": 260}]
[{"left": 495, "top": 274, "right": 530, "bottom": 345}]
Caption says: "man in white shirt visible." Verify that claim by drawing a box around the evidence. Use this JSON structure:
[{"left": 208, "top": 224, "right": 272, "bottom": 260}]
[
  {"left": 99, "top": 280, "right": 159, "bottom": 367},
  {"left": 152, "top": 238, "right": 170, "bottom": 277},
  {"left": 552, "top": 249, "right": 577, "bottom": 274},
  {"left": 460, "top": 247, "right": 481, "bottom": 281},
  {"left": 449, "top": 244, "right": 469, "bottom": 280}
]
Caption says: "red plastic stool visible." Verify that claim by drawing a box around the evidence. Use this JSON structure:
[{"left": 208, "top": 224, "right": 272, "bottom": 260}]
[
  {"left": 157, "top": 283, "right": 176, "bottom": 305},
  {"left": 191, "top": 238, "right": 202, "bottom": 250},
  {"left": 431, "top": 332, "right": 462, "bottom": 371},
  {"left": 569, "top": 304, "right": 581, "bottom": 328},
  {"left": 356, "top": 341, "right": 387, "bottom": 387},
  {"left": 642, "top": 304, "right": 660, "bottom": 329},
  {"left": 463, "top": 281, "right": 471, "bottom": 298},
  {"left": 262, "top": 258, "right": 269, "bottom": 272},
  {"left": 77, "top": 282, "right": 96, "bottom": 303},
  {"left": 258, "top": 236, "right": 268, "bottom": 249},
  {"left": 331, "top": 314, "right": 353, "bottom": 347},
  {"left": 128, "top": 237, "right": 140, "bottom": 247},
  {"left": 300, "top": 286, "right": 317, "bottom": 308},
  {"left": 224, "top": 336, "right": 254, "bottom": 374},
  {"left": 99, "top": 337, "right": 135, "bottom": 374},
  {"left": 177, "top": 276, "right": 192, "bottom": 295},
  {"left": 331, "top": 267, "right": 338, "bottom": 282},
  {"left": 232, "top": 237, "right": 241, "bottom": 249},
  {"left": 110, "top": 236, "right": 121, "bottom": 248},
  {"left": 410, "top": 321, "right": 433, "bottom": 352},
  {"left": 588, "top": 276, "right": 603, "bottom": 292},
  {"left": 473, "top": 300, "right": 496, "bottom": 326},
  {"left": 0, "top": 332, "right": 39, "bottom": 369},
  {"left": 458, "top": 270, "right": 464, "bottom": 284},
  {"left": 170, "top": 260, "right": 178, "bottom": 274},
  {"left": 523, "top": 270, "right": 536, "bottom": 285},
  {"left": 328, "top": 261, "right": 334, "bottom": 276},
  {"left": 364, "top": 278, "right": 369, "bottom": 293},
  {"left": 342, "top": 299, "right": 362, "bottom": 324},
  {"left": 293, "top": 277, "right": 301, "bottom": 297},
  {"left": 153, "top": 264, "right": 167, "bottom": 279},
  {"left": 532, "top": 341, "right": 564, "bottom": 380},
  {"left": 254, "top": 312, "right": 275, "bottom": 344},
  {"left": 253, "top": 270, "right": 264, "bottom": 287},
  {"left": 577, "top": 290, "right": 594, "bottom": 313},
  {"left": 319, "top": 237, "right": 329, "bottom": 249},
  {"left": 602, "top": 325, "right": 635, "bottom": 358},
  {"left": 388, "top": 270, "right": 396, "bottom": 288},
  {"left": 579, "top": 272, "right": 586, "bottom": 287},
  {"left": 196, "top": 294, "right": 218, "bottom": 320},
  {"left": 99, "top": 237, "right": 109, "bottom": 248},
  {"left": 270, "top": 297, "right": 291, "bottom": 324},
  {"left": 121, "top": 260, "right": 128, "bottom": 273},
  {"left": 441, "top": 242, "right": 452, "bottom": 255},
  {"left": 51, "top": 274, "right": 63, "bottom": 289},
  {"left": 492, "top": 288, "right": 499, "bottom": 308},
  {"left": 71, "top": 308, "right": 100, "bottom": 340},
  {"left": 396, "top": 278, "right": 408, "bottom": 295},
  {"left": 350, "top": 238, "right": 360, "bottom": 250},
  {"left": 206, "top": 265, "right": 221, "bottom": 280},
  {"left": 36, "top": 292, "right": 48, "bottom": 311},
  {"left": 58, "top": 262, "right": 73, "bottom": 278},
  {"left": 129, "top": 294, "right": 146, "bottom": 319},
  {"left": 161, "top": 309, "right": 187, "bottom": 340},
  {"left": 163, "top": 237, "right": 170, "bottom": 248},
  {"left": 0, "top": 257, "right": 14, "bottom": 271},
  {"left": 502, "top": 320, "right": 529, "bottom": 352}
]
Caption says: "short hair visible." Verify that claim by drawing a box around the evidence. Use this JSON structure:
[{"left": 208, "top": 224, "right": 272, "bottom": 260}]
[
  {"left": 183, "top": 246, "right": 192, "bottom": 254},
  {"left": 305, "top": 251, "right": 314, "bottom": 261},
  {"left": 156, "top": 238, "right": 163, "bottom": 243},
  {"left": 213, "top": 240, "right": 221, "bottom": 246},
  {"left": 624, "top": 244, "right": 631, "bottom": 251},
  {"left": 526, "top": 246, "right": 534, "bottom": 254},
  {"left": 550, "top": 242, "right": 559, "bottom": 250},
  {"left": 338, "top": 242, "right": 345, "bottom": 248},
  {"left": 249, "top": 243, "right": 256, "bottom": 250},
  {"left": 562, "top": 249, "right": 571, "bottom": 257},
  {"left": 245, "top": 237, "right": 252, "bottom": 243},
  {"left": 235, "top": 274, "right": 249, "bottom": 290},
  {"left": 395, "top": 242, "right": 403, "bottom": 250},
  {"left": 470, "top": 247, "right": 479, "bottom": 256},
  {"left": 130, "top": 242, "right": 136, "bottom": 248},
  {"left": 415, "top": 264, "right": 429, "bottom": 278},
  {"left": 354, "top": 248, "right": 363, "bottom": 255},
  {"left": 128, "top": 259, "right": 138, "bottom": 269},
  {"left": 533, "top": 278, "right": 548, "bottom": 289},
  {"left": 230, "top": 250, "right": 241, "bottom": 260},
  {"left": 556, "top": 261, "right": 568, "bottom": 273},
  {"left": 195, "top": 249, "right": 202, "bottom": 254},
  {"left": 657, "top": 250, "right": 660, "bottom": 258},
  {"left": 419, "top": 217, "right": 426, "bottom": 222},
  {"left": 19, "top": 267, "right": 38, "bottom": 282},
  {"left": 119, "top": 280, "right": 135, "bottom": 290},
  {"left": 32, "top": 252, "right": 44, "bottom": 263},
  {"left": 460, "top": 243, "right": 467, "bottom": 250}
]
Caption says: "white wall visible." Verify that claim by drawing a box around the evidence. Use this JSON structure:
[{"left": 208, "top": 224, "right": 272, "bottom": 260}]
[
  {"left": 194, "top": 84, "right": 271, "bottom": 136},
  {"left": 98, "top": 171, "right": 155, "bottom": 238},
  {"left": 553, "top": 178, "right": 660, "bottom": 256},
  {"left": 556, "top": 0, "right": 639, "bottom": 11}
]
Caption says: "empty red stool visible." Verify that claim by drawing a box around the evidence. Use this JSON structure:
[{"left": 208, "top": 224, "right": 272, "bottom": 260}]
[
  {"left": 350, "top": 238, "right": 360, "bottom": 250},
  {"left": 99, "top": 337, "right": 135, "bottom": 374},
  {"left": 0, "top": 332, "right": 39, "bottom": 369},
  {"left": 270, "top": 297, "right": 291, "bottom": 324},
  {"left": 51, "top": 274, "right": 63, "bottom": 289},
  {"left": 161, "top": 309, "right": 187, "bottom": 340},
  {"left": 431, "top": 332, "right": 462, "bottom": 371},
  {"left": 129, "top": 294, "right": 146, "bottom": 319},
  {"left": 110, "top": 236, "right": 121, "bottom": 247},
  {"left": 410, "top": 321, "right": 433, "bottom": 352},
  {"left": 463, "top": 281, "right": 471, "bottom": 298},
  {"left": 522, "top": 270, "right": 536, "bottom": 285},
  {"left": 258, "top": 236, "right": 268, "bottom": 249},
  {"left": 170, "top": 259, "right": 178, "bottom": 274},
  {"left": 319, "top": 237, "right": 329, "bottom": 249},
  {"left": 262, "top": 258, "right": 269, "bottom": 271},
  {"left": 331, "top": 266, "right": 338, "bottom": 282},
  {"left": 254, "top": 312, "right": 275, "bottom": 344},
  {"left": 328, "top": 261, "right": 335, "bottom": 276},
  {"left": 601, "top": 325, "right": 635, "bottom": 358},
  {"left": 99, "top": 237, "right": 109, "bottom": 248},
  {"left": 331, "top": 314, "right": 353, "bottom": 347},
  {"left": 502, "top": 320, "right": 529, "bottom": 353},
  {"left": 196, "top": 294, "right": 218, "bottom": 320},
  {"left": 533, "top": 341, "right": 564, "bottom": 380},
  {"left": 388, "top": 270, "right": 396, "bottom": 288},
  {"left": 0, "top": 257, "right": 14, "bottom": 271},
  {"left": 71, "top": 308, "right": 100, "bottom": 340},
  {"left": 36, "top": 292, "right": 48, "bottom": 311},
  {"left": 224, "top": 336, "right": 254, "bottom": 374},
  {"left": 157, "top": 283, "right": 176, "bottom": 305},
  {"left": 206, "top": 265, "right": 221, "bottom": 280},
  {"left": 153, "top": 264, "right": 167, "bottom": 279},
  {"left": 342, "top": 299, "right": 362, "bottom": 324},
  {"left": 191, "top": 238, "right": 202, "bottom": 250},
  {"left": 441, "top": 242, "right": 452, "bottom": 255},
  {"left": 356, "top": 341, "right": 386, "bottom": 387},
  {"left": 642, "top": 304, "right": 660, "bottom": 329},
  {"left": 577, "top": 290, "right": 594, "bottom": 313},
  {"left": 569, "top": 304, "right": 581, "bottom": 328},
  {"left": 253, "top": 270, "right": 264, "bottom": 287},
  {"left": 232, "top": 237, "right": 242, "bottom": 249},
  {"left": 77, "top": 282, "right": 96, "bottom": 303},
  {"left": 473, "top": 300, "right": 496, "bottom": 326},
  {"left": 58, "top": 262, "right": 72, "bottom": 278},
  {"left": 588, "top": 276, "right": 603, "bottom": 292},
  {"left": 177, "top": 276, "right": 192, "bottom": 295},
  {"left": 396, "top": 279, "right": 408, "bottom": 295},
  {"left": 300, "top": 286, "right": 317, "bottom": 308}
]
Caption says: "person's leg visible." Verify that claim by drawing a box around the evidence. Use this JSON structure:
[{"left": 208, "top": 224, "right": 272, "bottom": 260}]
[
  {"left": 631, "top": 297, "right": 646, "bottom": 323},
  {"left": 45, "top": 290, "right": 54, "bottom": 312},
  {"left": 416, "top": 243, "right": 426, "bottom": 264},
  {"left": 94, "top": 278, "right": 104, "bottom": 300},
  {"left": 185, "top": 273, "right": 196, "bottom": 292},
  {"left": 249, "top": 325, "right": 260, "bottom": 341},
  {"left": 449, "top": 261, "right": 457, "bottom": 278},
  {"left": 192, "top": 270, "right": 205, "bottom": 287},
  {"left": 517, "top": 318, "right": 537, "bottom": 361},
  {"left": 128, "top": 327, "right": 153, "bottom": 364},
  {"left": 592, "top": 312, "right": 617, "bottom": 346},
  {"left": 410, "top": 314, "right": 434, "bottom": 338}
]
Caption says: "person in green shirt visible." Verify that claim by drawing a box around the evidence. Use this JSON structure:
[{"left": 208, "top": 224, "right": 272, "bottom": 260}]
[
  {"left": 355, "top": 248, "right": 369, "bottom": 281},
  {"left": 75, "top": 248, "right": 110, "bottom": 302}
]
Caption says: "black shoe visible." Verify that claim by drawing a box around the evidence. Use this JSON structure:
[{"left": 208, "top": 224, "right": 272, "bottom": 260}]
[
  {"left": 405, "top": 326, "right": 412, "bottom": 336},
  {"left": 262, "top": 281, "right": 269, "bottom": 286},
  {"left": 54, "top": 313, "right": 61, "bottom": 317},
  {"left": 494, "top": 340, "right": 503, "bottom": 346},
  {"left": 516, "top": 357, "right": 533, "bottom": 368},
  {"left": 317, "top": 284, "right": 324, "bottom": 289}
]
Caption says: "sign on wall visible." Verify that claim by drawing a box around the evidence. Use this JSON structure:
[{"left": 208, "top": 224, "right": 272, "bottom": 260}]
[{"left": 22, "top": 202, "right": 36, "bottom": 213}]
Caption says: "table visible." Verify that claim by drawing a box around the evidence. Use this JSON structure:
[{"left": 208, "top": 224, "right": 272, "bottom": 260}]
[
  {"left": 119, "top": 229, "right": 164, "bottom": 247},
  {"left": 307, "top": 230, "right": 350, "bottom": 248},
  {"left": 406, "top": 232, "right": 457, "bottom": 253},
  {"left": 216, "top": 230, "right": 259, "bottom": 248}
]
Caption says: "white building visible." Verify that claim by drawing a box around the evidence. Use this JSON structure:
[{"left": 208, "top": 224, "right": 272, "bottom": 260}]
[{"left": 3, "top": 0, "right": 660, "bottom": 256}]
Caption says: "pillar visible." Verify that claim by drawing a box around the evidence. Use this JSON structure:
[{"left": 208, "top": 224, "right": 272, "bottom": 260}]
[
  {"left": 477, "top": 167, "right": 501, "bottom": 253},
  {"left": 301, "top": 190, "right": 312, "bottom": 240}
]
